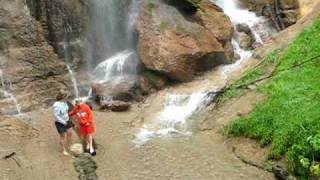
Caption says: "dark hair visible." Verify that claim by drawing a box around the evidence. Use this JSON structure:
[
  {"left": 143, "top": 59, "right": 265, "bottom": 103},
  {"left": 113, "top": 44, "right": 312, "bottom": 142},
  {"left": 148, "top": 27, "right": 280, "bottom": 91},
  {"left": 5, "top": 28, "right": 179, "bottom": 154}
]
[{"left": 56, "top": 90, "right": 68, "bottom": 101}]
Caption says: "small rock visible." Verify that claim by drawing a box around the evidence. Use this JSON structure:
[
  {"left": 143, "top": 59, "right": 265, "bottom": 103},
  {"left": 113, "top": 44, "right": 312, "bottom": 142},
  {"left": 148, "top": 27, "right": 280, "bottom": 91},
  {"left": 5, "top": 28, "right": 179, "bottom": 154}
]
[
  {"left": 100, "top": 100, "right": 131, "bottom": 112},
  {"left": 236, "top": 23, "right": 251, "bottom": 34},
  {"left": 234, "top": 32, "right": 254, "bottom": 50}
]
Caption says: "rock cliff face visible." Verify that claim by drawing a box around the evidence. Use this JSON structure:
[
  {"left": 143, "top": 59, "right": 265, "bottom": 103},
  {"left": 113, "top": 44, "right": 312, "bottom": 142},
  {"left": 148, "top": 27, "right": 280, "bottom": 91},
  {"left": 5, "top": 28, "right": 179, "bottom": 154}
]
[
  {"left": 26, "top": 0, "right": 89, "bottom": 64},
  {"left": 0, "top": 0, "right": 74, "bottom": 113},
  {"left": 137, "top": 0, "right": 234, "bottom": 81}
]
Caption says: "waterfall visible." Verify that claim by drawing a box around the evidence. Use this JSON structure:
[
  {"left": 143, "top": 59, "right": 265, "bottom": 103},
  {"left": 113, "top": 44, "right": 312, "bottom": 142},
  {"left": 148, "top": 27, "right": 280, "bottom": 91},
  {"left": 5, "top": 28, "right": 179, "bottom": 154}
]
[
  {"left": 133, "top": 92, "right": 216, "bottom": 146},
  {"left": 0, "top": 68, "right": 22, "bottom": 115},
  {"left": 214, "top": 0, "right": 274, "bottom": 44},
  {"left": 92, "top": 50, "right": 139, "bottom": 83},
  {"left": 66, "top": 64, "right": 80, "bottom": 98},
  {"left": 84, "top": 0, "right": 140, "bottom": 83},
  {"left": 214, "top": 0, "right": 276, "bottom": 78},
  {"left": 62, "top": 28, "right": 80, "bottom": 98},
  {"left": 133, "top": 0, "right": 276, "bottom": 146}
]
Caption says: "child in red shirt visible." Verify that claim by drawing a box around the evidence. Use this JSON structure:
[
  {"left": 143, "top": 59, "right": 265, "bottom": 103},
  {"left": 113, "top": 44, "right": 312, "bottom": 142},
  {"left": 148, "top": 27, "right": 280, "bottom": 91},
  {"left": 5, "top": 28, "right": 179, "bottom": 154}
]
[{"left": 69, "top": 100, "right": 96, "bottom": 155}]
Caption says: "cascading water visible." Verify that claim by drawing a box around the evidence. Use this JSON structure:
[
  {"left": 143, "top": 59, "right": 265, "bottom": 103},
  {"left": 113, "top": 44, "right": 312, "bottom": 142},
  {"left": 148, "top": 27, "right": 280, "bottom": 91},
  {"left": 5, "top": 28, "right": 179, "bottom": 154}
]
[
  {"left": 214, "top": 0, "right": 275, "bottom": 43},
  {"left": 133, "top": 0, "right": 275, "bottom": 146},
  {"left": 66, "top": 65, "right": 80, "bottom": 98},
  {"left": 214, "top": 0, "right": 276, "bottom": 78},
  {"left": 84, "top": 0, "right": 140, "bottom": 84},
  {"left": 133, "top": 92, "right": 217, "bottom": 146},
  {"left": 0, "top": 68, "right": 22, "bottom": 115},
  {"left": 92, "top": 50, "right": 138, "bottom": 83},
  {"left": 62, "top": 28, "right": 80, "bottom": 98}
]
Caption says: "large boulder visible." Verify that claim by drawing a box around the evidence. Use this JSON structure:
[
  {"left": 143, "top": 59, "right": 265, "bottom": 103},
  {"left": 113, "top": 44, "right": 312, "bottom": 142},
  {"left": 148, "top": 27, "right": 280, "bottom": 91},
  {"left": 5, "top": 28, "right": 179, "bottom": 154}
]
[
  {"left": 234, "top": 32, "right": 253, "bottom": 50},
  {"left": 91, "top": 76, "right": 139, "bottom": 104},
  {"left": 137, "top": 0, "right": 229, "bottom": 81},
  {"left": 194, "top": 1, "right": 234, "bottom": 63},
  {"left": 0, "top": 0, "right": 72, "bottom": 114}
]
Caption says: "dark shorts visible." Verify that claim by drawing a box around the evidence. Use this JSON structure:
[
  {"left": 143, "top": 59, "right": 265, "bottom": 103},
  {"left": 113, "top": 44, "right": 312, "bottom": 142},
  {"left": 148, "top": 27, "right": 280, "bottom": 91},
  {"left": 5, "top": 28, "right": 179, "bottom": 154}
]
[{"left": 55, "top": 121, "right": 72, "bottom": 134}]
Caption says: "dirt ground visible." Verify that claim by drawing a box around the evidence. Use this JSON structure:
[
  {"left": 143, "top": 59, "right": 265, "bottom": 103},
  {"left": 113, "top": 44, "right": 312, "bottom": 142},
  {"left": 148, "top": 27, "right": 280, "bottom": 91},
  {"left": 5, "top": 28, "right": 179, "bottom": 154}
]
[{"left": 0, "top": 105, "right": 274, "bottom": 180}]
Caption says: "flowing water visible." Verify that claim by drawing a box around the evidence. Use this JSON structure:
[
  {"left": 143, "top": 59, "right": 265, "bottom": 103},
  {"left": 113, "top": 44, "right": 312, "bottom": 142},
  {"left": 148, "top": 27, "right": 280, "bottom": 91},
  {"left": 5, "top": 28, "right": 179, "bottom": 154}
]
[
  {"left": 133, "top": 0, "right": 276, "bottom": 145},
  {"left": 214, "top": 0, "right": 276, "bottom": 43},
  {"left": 61, "top": 28, "right": 80, "bottom": 98},
  {"left": 66, "top": 65, "right": 80, "bottom": 98},
  {"left": 0, "top": 68, "right": 22, "bottom": 115},
  {"left": 84, "top": 0, "right": 140, "bottom": 84},
  {"left": 92, "top": 50, "right": 139, "bottom": 83}
]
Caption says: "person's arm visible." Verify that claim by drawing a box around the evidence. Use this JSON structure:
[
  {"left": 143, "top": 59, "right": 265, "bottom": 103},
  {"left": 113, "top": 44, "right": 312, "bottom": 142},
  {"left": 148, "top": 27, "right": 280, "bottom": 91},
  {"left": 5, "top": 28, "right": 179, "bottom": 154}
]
[{"left": 68, "top": 106, "right": 77, "bottom": 117}]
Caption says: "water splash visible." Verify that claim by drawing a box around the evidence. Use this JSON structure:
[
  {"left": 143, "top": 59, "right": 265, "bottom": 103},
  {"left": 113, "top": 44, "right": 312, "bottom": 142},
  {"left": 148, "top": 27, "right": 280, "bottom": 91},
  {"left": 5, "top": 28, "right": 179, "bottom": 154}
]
[
  {"left": 0, "top": 89, "right": 22, "bottom": 115},
  {"left": 0, "top": 69, "right": 5, "bottom": 88},
  {"left": 85, "top": 0, "right": 140, "bottom": 69},
  {"left": 214, "top": 0, "right": 275, "bottom": 77},
  {"left": 0, "top": 66, "right": 22, "bottom": 115},
  {"left": 61, "top": 28, "right": 80, "bottom": 98},
  {"left": 92, "top": 50, "right": 138, "bottom": 83},
  {"left": 214, "top": 0, "right": 273, "bottom": 43},
  {"left": 66, "top": 64, "right": 80, "bottom": 98},
  {"left": 133, "top": 92, "right": 216, "bottom": 146}
]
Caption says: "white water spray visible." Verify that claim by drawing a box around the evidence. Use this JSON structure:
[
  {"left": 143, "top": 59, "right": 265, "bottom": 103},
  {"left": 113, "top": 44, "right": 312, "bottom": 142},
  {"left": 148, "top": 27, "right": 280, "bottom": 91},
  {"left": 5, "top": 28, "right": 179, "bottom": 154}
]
[
  {"left": 0, "top": 89, "right": 22, "bottom": 114},
  {"left": 62, "top": 30, "right": 80, "bottom": 98},
  {"left": 0, "top": 68, "right": 22, "bottom": 115},
  {"left": 66, "top": 64, "right": 80, "bottom": 98},
  {"left": 133, "top": 92, "right": 216, "bottom": 146},
  {"left": 92, "top": 50, "right": 138, "bottom": 83},
  {"left": 214, "top": 0, "right": 273, "bottom": 43}
]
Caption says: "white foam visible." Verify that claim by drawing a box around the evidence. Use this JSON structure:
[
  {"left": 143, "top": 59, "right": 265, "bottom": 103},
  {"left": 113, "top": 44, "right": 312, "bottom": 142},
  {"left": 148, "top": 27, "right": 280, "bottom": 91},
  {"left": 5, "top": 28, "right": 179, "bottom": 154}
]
[
  {"left": 66, "top": 64, "right": 80, "bottom": 98},
  {"left": 133, "top": 92, "right": 215, "bottom": 146},
  {"left": 0, "top": 89, "right": 22, "bottom": 114},
  {"left": 92, "top": 50, "right": 137, "bottom": 83}
]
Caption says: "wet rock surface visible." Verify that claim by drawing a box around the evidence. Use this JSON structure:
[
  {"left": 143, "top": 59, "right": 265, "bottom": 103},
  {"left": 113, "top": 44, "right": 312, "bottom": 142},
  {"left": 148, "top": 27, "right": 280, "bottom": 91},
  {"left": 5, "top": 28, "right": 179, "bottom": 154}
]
[
  {"left": 194, "top": 1, "right": 235, "bottom": 63},
  {"left": 25, "top": 0, "right": 89, "bottom": 62},
  {"left": 91, "top": 76, "right": 139, "bottom": 104},
  {"left": 0, "top": 0, "right": 72, "bottom": 113},
  {"left": 242, "top": 0, "right": 300, "bottom": 29},
  {"left": 100, "top": 100, "right": 131, "bottom": 112},
  {"left": 137, "top": 0, "right": 232, "bottom": 81}
]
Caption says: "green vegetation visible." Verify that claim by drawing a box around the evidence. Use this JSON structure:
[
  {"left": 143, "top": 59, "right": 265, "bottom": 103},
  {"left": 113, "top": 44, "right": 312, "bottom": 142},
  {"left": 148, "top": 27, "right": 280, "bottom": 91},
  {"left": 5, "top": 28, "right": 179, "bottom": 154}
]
[
  {"left": 225, "top": 17, "right": 320, "bottom": 179},
  {"left": 223, "top": 50, "right": 279, "bottom": 99},
  {"left": 144, "top": 70, "right": 160, "bottom": 86}
]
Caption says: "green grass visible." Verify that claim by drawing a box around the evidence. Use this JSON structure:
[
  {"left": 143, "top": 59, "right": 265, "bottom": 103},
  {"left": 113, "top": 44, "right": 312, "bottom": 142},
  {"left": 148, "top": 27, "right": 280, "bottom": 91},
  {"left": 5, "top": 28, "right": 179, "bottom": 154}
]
[
  {"left": 223, "top": 50, "right": 279, "bottom": 99},
  {"left": 225, "top": 17, "right": 320, "bottom": 179}
]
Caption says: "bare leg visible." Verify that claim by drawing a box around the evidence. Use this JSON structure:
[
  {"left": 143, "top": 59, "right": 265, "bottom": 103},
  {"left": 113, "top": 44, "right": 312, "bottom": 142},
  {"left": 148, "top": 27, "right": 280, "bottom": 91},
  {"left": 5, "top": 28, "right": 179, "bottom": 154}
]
[
  {"left": 66, "top": 128, "right": 72, "bottom": 152},
  {"left": 88, "top": 134, "right": 94, "bottom": 153},
  {"left": 59, "top": 133, "right": 69, "bottom": 155}
]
